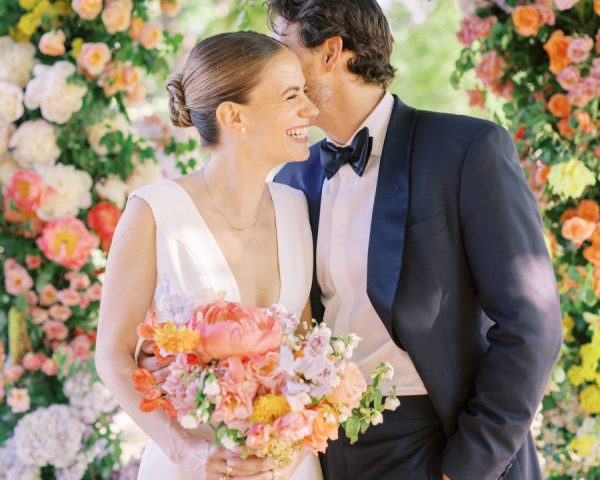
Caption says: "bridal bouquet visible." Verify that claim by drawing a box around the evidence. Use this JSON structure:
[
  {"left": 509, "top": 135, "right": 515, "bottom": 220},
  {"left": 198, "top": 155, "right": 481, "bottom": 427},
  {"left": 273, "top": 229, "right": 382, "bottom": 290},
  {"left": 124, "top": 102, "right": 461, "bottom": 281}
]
[{"left": 132, "top": 300, "right": 398, "bottom": 466}]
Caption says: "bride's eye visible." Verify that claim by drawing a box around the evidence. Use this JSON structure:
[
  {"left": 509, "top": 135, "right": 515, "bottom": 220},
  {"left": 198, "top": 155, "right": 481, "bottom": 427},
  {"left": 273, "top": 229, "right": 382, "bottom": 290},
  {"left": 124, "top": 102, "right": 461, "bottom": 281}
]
[{"left": 287, "top": 94, "right": 298, "bottom": 100}]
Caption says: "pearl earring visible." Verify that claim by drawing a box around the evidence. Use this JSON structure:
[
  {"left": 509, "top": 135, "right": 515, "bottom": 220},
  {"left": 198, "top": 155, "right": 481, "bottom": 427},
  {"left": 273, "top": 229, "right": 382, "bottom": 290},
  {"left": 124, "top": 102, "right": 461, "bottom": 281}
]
[{"left": 240, "top": 126, "right": 247, "bottom": 133}]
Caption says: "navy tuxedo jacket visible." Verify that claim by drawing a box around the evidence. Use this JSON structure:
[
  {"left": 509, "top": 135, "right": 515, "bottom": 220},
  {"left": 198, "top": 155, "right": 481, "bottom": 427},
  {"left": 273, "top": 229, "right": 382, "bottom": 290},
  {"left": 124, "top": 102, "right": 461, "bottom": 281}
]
[{"left": 275, "top": 96, "right": 562, "bottom": 480}]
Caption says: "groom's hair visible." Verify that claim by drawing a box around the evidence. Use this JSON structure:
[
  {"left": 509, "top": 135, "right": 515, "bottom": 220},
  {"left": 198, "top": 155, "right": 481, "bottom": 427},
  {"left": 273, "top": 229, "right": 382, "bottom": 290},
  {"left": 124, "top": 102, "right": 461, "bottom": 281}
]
[{"left": 266, "top": 0, "right": 396, "bottom": 88}]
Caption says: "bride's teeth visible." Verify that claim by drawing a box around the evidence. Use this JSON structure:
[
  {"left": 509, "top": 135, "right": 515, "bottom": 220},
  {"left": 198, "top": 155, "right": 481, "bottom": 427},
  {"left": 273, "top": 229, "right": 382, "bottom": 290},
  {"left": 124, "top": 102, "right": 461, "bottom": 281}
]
[{"left": 286, "top": 127, "right": 307, "bottom": 138}]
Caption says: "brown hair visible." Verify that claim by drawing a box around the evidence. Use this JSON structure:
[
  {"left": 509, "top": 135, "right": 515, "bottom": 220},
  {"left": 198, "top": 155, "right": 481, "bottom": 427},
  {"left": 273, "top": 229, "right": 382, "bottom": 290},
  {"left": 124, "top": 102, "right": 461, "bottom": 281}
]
[
  {"left": 166, "top": 31, "right": 285, "bottom": 146},
  {"left": 266, "top": 0, "right": 396, "bottom": 88}
]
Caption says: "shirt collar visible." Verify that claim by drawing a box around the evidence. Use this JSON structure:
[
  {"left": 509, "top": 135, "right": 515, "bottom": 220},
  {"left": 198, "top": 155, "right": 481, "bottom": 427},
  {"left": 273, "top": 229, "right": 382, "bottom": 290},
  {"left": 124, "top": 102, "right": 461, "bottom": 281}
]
[{"left": 327, "top": 91, "right": 394, "bottom": 157}]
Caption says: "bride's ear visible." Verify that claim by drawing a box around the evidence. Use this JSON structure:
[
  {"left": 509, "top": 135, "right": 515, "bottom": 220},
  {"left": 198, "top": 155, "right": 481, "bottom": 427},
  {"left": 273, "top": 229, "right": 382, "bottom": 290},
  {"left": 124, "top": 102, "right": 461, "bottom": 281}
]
[{"left": 215, "top": 101, "right": 244, "bottom": 135}]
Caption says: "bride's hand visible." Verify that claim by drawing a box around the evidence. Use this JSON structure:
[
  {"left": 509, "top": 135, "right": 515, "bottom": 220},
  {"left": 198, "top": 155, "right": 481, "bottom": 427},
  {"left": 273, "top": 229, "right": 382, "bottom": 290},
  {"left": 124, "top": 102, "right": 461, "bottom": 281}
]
[
  {"left": 270, "top": 449, "right": 308, "bottom": 480},
  {"left": 138, "top": 339, "right": 173, "bottom": 383},
  {"left": 206, "top": 448, "right": 277, "bottom": 480}
]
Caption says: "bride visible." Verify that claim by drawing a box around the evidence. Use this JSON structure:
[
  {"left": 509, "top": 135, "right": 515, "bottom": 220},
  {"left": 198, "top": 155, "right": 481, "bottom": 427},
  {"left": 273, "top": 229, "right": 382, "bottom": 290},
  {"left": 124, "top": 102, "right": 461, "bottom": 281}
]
[{"left": 95, "top": 31, "right": 321, "bottom": 480}]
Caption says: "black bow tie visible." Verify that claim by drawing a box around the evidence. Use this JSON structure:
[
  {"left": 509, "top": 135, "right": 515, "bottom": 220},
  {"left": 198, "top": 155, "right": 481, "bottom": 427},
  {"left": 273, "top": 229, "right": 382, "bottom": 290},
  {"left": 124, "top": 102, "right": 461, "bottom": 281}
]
[{"left": 320, "top": 127, "right": 373, "bottom": 180}]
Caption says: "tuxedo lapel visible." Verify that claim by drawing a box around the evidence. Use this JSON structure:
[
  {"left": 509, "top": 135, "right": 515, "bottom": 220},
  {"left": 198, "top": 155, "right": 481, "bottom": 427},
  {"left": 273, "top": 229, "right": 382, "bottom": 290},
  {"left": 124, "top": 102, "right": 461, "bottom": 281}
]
[{"left": 367, "top": 96, "right": 418, "bottom": 337}]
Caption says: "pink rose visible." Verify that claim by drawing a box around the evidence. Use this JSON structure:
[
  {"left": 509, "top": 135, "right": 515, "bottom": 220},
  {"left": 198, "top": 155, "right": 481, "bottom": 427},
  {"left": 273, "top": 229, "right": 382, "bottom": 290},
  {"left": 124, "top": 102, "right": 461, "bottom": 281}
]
[
  {"left": 591, "top": 58, "right": 600, "bottom": 79},
  {"left": 247, "top": 352, "right": 285, "bottom": 392},
  {"left": 466, "top": 88, "right": 485, "bottom": 109},
  {"left": 273, "top": 411, "right": 315, "bottom": 442},
  {"left": 72, "top": 0, "right": 103, "bottom": 20},
  {"left": 6, "top": 170, "right": 45, "bottom": 212},
  {"left": 567, "top": 35, "right": 594, "bottom": 63},
  {"left": 66, "top": 271, "right": 91, "bottom": 290},
  {"left": 25, "top": 290, "right": 38, "bottom": 305},
  {"left": 7, "top": 388, "right": 30, "bottom": 413},
  {"left": 3, "top": 259, "right": 33, "bottom": 296},
  {"left": 69, "top": 334, "right": 92, "bottom": 359},
  {"left": 475, "top": 51, "right": 506, "bottom": 89},
  {"left": 29, "top": 307, "right": 49, "bottom": 325},
  {"left": 77, "top": 42, "right": 111, "bottom": 77},
  {"left": 86, "top": 283, "right": 102, "bottom": 301},
  {"left": 211, "top": 381, "right": 254, "bottom": 428},
  {"left": 39, "top": 30, "right": 66, "bottom": 56},
  {"left": 246, "top": 423, "right": 272, "bottom": 449},
  {"left": 197, "top": 301, "right": 282, "bottom": 361},
  {"left": 49, "top": 304, "right": 72, "bottom": 322},
  {"left": 457, "top": 15, "right": 497, "bottom": 46},
  {"left": 139, "top": 23, "right": 163, "bottom": 50},
  {"left": 553, "top": 0, "right": 580, "bottom": 10},
  {"left": 41, "top": 358, "right": 58, "bottom": 376},
  {"left": 25, "top": 255, "right": 41, "bottom": 269},
  {"left": 4, "top": 364, "right": 24, "bottom": 383},
  {"left": 39, "top": 284, "right": 58, "bottom": 306},
  {"left": 102, "top": 0, "right": 132, "bottom": 34},
  {"left": 43, "top": 320, "right": 69, "bottom": 341},
  {"left": 326, "top": 362, "right": 367, "bottom": 411},
  {"left": 57, "top": 288, "right": 81, "bottom": 306},
  {"left": 568, "top": 77, "right": 599, "bottom": 107},
  {"left": 556, "top": 66, "right": 582, "bottom": 91},
  {"left": 79, "top": 294, "right": 91, "bottom": 309},
  {"left": 22, "top": 352, "right": 44, "bottom": 371}
]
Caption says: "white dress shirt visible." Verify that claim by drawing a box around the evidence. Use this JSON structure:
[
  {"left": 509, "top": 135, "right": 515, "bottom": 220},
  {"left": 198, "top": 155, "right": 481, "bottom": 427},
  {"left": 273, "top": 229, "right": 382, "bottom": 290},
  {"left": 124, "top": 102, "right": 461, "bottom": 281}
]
[{"left": 316, "top": 92, "right": 427, "bottom": 396}]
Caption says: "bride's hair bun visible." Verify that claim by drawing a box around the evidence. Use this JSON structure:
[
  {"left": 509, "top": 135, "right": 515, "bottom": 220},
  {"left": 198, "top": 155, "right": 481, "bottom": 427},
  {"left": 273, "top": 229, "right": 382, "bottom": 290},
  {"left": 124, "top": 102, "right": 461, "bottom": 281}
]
[
  {"left": 166, "top": 31, "right": 284, "bottom": 147},
  {"left": 166, "top": 73, "right": 193, "bottom": 128}
]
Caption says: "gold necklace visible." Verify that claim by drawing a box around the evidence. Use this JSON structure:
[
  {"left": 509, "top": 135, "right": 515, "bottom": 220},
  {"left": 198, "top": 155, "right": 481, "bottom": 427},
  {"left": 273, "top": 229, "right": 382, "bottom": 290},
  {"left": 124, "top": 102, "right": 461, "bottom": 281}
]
[{"left": 201, "top": 169, "right": 267, "bottom": 232}]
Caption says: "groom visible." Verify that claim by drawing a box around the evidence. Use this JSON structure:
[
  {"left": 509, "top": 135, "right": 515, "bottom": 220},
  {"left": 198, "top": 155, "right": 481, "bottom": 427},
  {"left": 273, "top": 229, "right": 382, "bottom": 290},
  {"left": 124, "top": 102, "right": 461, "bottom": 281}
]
[{"left": 267, "top": 1, "right": 562, "bottom": 479}]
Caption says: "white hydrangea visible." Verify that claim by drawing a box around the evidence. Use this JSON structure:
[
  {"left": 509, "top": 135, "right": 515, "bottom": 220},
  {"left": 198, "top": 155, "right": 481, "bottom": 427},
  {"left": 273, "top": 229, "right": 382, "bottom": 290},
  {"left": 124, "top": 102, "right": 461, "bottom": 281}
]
[
  {"left": 9, "top": 119, "right": 60, "bottom": 169},
  {"left": 24, "top": 62, "right": 87, "bottom": 124},
  {"left": 0, "top": 36, "right": 36, "bottom": 87},
  {"left": 13, "top": 405, "right": 86, "bottom": 469},
  {"left": 0, "top": 438, "right": 40, "bottom": 480},
  {"left": 63, "top": 371, "right": 117, "bottom": 423},
  {"left": 0, "top": 81, "right": 24, "bottom": 123},
  {"left": 85, "top": 114, "right": 129, "bottom": 156},
  {"left": 126, "top": 159, "right": 163, "bottom": 192},
  {"left": 36, "top": 163, "right": 92, "bottom": 220},
  {"left": 0, "top": 154, "right": 18, "bottom": 191},
  {"left": 95, "top": 173, "right": 128, "bottom": 209}
]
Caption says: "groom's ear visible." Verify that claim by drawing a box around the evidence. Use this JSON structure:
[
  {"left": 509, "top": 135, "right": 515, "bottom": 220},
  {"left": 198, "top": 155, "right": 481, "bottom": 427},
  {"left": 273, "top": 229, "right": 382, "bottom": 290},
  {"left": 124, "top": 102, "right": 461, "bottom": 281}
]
[
  {"left": 321, "top": 36, "right": 344, "bottom": 73},
  {"left": 215, "top": 101, "right": 243, "bottom": 133}
]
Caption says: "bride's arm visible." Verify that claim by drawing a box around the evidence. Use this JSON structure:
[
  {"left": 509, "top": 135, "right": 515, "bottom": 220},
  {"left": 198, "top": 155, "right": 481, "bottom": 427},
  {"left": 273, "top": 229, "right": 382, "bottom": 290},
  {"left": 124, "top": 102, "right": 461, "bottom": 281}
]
[{"left": 95, "top": 197, "right": 274, "bottom": 479}]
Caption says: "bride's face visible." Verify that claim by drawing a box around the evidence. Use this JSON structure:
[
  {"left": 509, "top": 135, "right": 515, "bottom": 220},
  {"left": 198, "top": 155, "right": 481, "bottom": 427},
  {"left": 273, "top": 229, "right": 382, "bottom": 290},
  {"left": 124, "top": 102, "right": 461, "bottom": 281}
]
[{"left": 238, "top": 49, "right": 319, "bottom": 163}]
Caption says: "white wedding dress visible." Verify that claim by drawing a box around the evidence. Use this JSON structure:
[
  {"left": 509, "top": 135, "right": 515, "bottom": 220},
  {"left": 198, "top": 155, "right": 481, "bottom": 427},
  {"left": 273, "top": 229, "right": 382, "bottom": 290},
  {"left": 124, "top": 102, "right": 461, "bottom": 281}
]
[{"left": 130, "top": 178, "right": 324, "bottom": 480}]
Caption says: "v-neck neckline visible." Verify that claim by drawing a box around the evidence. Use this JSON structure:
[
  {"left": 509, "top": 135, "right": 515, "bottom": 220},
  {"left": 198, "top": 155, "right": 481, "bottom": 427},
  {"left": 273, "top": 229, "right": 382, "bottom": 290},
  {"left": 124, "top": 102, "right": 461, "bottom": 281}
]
[{"left": 166, "top": 178, "right": 283, "bottom": 307}]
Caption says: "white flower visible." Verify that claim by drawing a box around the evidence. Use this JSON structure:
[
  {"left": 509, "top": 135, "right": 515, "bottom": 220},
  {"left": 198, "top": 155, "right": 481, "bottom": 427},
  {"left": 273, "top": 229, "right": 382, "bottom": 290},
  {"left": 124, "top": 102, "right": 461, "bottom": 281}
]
[
  {"left": 0, "top": 81, "right": 24, "bottom": 123},
  {"left": 220, "top": 433, "right": 238, "bottom": 451},
  {"left": 14, "top": 405, "right": 86, "bottom": 468},
  {"left": 24, "top": 62, "right": 86, "bottom": 124},
  {"left": 203, "top": 375, "right": 220, "bottom": 396},
  {"left": 332, "top": 340, "right": 346, "bottom": 355},
  {"left": 383, "top": 397, "right": 400, "bottom": 411},
  {"left": 347, "top": 334, "right": 361, "bottom": 349},
  {"left": 36, "top": 163, "right": 93, "bottom": 221},
  {"left": 370, "top": 410, "right": 384, "bottom": 426},
  {"left": 85, "top": 114, "right": 129, "bottom": 156},
  {"left": 0, "top": 153, "right": 18, "bottom": 190},
  {"left": 63, "top": 371, "right": 117, "bottom": 423},
  {"left": 9, "top": 119, "right": 60, "bottom": 169},
  {"left": 95, "top": 173, "right": 128, "bottom": 209},
  {"left": 180, "top": 413, "right": 200, "bottom": 430},
  {"left": 126, "top": 159, "right": 163, "bottom": 192},
  {"left": 0, "top": 37, "right": 36, "bottom": 87},
  {"left": 372, "top": 362, "right": 394, "bottom": 380}
]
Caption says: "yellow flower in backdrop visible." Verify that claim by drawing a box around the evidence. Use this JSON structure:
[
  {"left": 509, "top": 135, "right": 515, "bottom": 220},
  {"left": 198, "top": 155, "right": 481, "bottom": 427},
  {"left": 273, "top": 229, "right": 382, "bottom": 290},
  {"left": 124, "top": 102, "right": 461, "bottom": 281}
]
[
  {"left": 16, "top": 12, "right": 41, "bottom": 38},
  {"left": 562, "top": 314, "right": 574, "bottom": 343},
  {"left": 580, "top": 384, "right": 600, "bottom": 414},
  {"left": 547, "top": 158, "right": 597, "bottom": 200},
  {"left": 70, "top": 38, "right": 84, "bottom": 58},
  {"left": 19, "top": 0, "right": 41, "bottom": 9},
  {"left": 569, "top": 435, "right": 595, "bottom": 457},
  {"left": 567, "top": 365, "right": 586, "bottom": 387}
]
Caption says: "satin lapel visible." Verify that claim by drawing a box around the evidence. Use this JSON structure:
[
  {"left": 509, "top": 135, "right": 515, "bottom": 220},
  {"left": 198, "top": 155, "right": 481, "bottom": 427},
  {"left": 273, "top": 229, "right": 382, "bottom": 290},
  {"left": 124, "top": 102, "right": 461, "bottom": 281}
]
[{"left": 367, "top": 96, "right": 418, "bottom": 336}]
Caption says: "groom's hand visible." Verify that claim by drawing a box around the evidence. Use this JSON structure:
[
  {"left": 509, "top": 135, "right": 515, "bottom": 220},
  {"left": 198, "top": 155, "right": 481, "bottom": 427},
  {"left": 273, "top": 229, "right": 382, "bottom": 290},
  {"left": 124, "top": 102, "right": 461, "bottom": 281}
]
[
  {"left": 137, "top": 339, "right": 173, "bottom": 383},
  {"left": 442, "top": 475, "right": 450, "bottom": 480}
]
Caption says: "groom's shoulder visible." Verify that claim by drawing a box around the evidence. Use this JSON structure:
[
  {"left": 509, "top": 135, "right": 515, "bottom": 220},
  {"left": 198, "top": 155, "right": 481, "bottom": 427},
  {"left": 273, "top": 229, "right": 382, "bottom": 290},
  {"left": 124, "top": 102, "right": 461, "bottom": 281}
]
[{"left": 414, "top": 109, "right": 502, "bottom": 143}]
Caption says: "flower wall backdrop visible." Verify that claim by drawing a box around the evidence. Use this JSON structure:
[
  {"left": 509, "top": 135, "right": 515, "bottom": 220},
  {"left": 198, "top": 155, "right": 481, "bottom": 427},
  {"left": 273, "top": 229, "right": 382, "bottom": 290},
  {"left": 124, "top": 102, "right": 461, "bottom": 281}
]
[
  {"left": 0, "top": 0, "right": 190, "bottom": 478},
  {"left": 454, "top": 0, "right": 600, "bottom": 477}
]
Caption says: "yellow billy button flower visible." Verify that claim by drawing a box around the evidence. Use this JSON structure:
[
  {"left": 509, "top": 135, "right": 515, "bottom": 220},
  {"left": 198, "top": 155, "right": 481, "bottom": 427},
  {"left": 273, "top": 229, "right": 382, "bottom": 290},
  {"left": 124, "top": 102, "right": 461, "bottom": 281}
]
[
  {"left": 16, "top": 12, "right": 41, "bottom": 38},
  {"left": 154, "top": 322, "right": 200, "bottom": 354},
  {"left": 70, "top": 38, "right": 84, "bottom": 58},
  {"left": 562, "top": 314, "right": 574, "bottom": 343},
  {"left": 580, "top": 385, "right": 600, "bottom": 414},
  {"left": 569, "top": 435, "right": 595, "bottom": 457},
  {"left": 19, "top": 0, "right": 41, "bottom": 10},
  {"left": 251, "top": 395, "right": 291, "bottom": 424}
]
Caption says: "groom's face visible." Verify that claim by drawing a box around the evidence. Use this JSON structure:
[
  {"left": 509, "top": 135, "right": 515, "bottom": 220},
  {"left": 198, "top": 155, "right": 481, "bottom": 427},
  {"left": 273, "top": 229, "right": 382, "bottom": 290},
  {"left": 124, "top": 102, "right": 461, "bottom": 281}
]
[{"left": 272, "top": 19, "right": 331, "bottom": 122}]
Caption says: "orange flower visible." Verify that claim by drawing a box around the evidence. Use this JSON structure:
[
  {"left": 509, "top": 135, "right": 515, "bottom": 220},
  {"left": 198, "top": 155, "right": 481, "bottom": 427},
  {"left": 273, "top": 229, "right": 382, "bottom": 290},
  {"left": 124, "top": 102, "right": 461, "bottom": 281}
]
[
  {"left": 595, "top": 0, "right": 600, "bottom": 15},
  {"left": 129, "top": 17, "right": 144, "bottom": 40},
  {"left": 87, "top": 200, "right": 121, "bottom": 251},
  {"left": 591, "top": 225, "right": 600, "bottom": 245},
  {"left": 584, "top": 244, "right": 600, "bottom": 265},
  {"left": 466, "top": 88, "right": 485, "bottom": 109},
  {"left": 574, "top": 110, "right": 592, "bottom": 134},
  {"left": 77, "top": 42, "right": 111, "bottom": 77},
  {"left": 306, "top": 406, "right": 339, "bottom": 453},
  {"left": 512, "top": 6, "right": 541, "bottom": 37},
  {"left": 577, "top": 200, "right": 600, "bottom": 222},
  {"left": 139, "top": 23, "right": 163, "bottom": 50},
  {"left": 561, "top": 216, "right": 595, "bottom": 247},
  {"left": 132, "top": 368, "right": 157, "bottom": 394},
  {"left": 556, "top": 118, "right": 574, "bottom": 139},
  {"left": 160, "top": 0, "right": 181, "bottom": 17},
  {"left": 544, "top": 30, "right": 572, "bottom": 74},
  {"left": 39, "top": 30, "right": 66, "bottom": 56},
  {"left": 547, "top": 93, "right": 571, "bottom": 118},
  {"left": 102, "top": 0, "right": 132, "bottom": 34}
]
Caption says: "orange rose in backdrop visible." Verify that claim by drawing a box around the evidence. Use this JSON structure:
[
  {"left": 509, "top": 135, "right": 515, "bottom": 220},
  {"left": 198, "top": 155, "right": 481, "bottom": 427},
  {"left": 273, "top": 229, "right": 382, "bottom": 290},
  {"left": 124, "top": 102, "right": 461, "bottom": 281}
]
[
  {"left": 544, "top": 30, "right": 572, "bottom": 73},
  {"left": 512, "top": 6, "right": 541, "bottom": 37},
  {"left": 87, "top": 200, "right": 121, "bottom": 251},
  {"left": 196, "top": 301, "right": 282, "bottom": 361},
  {"left": 577, "top": 200, "right": 600, "bottom": 222},
  {"left": 561, "top": 217, "right": 596, "bottom": 247},
  {"left": 547, "top": 93, "right": 572, "bottom": 117}
]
